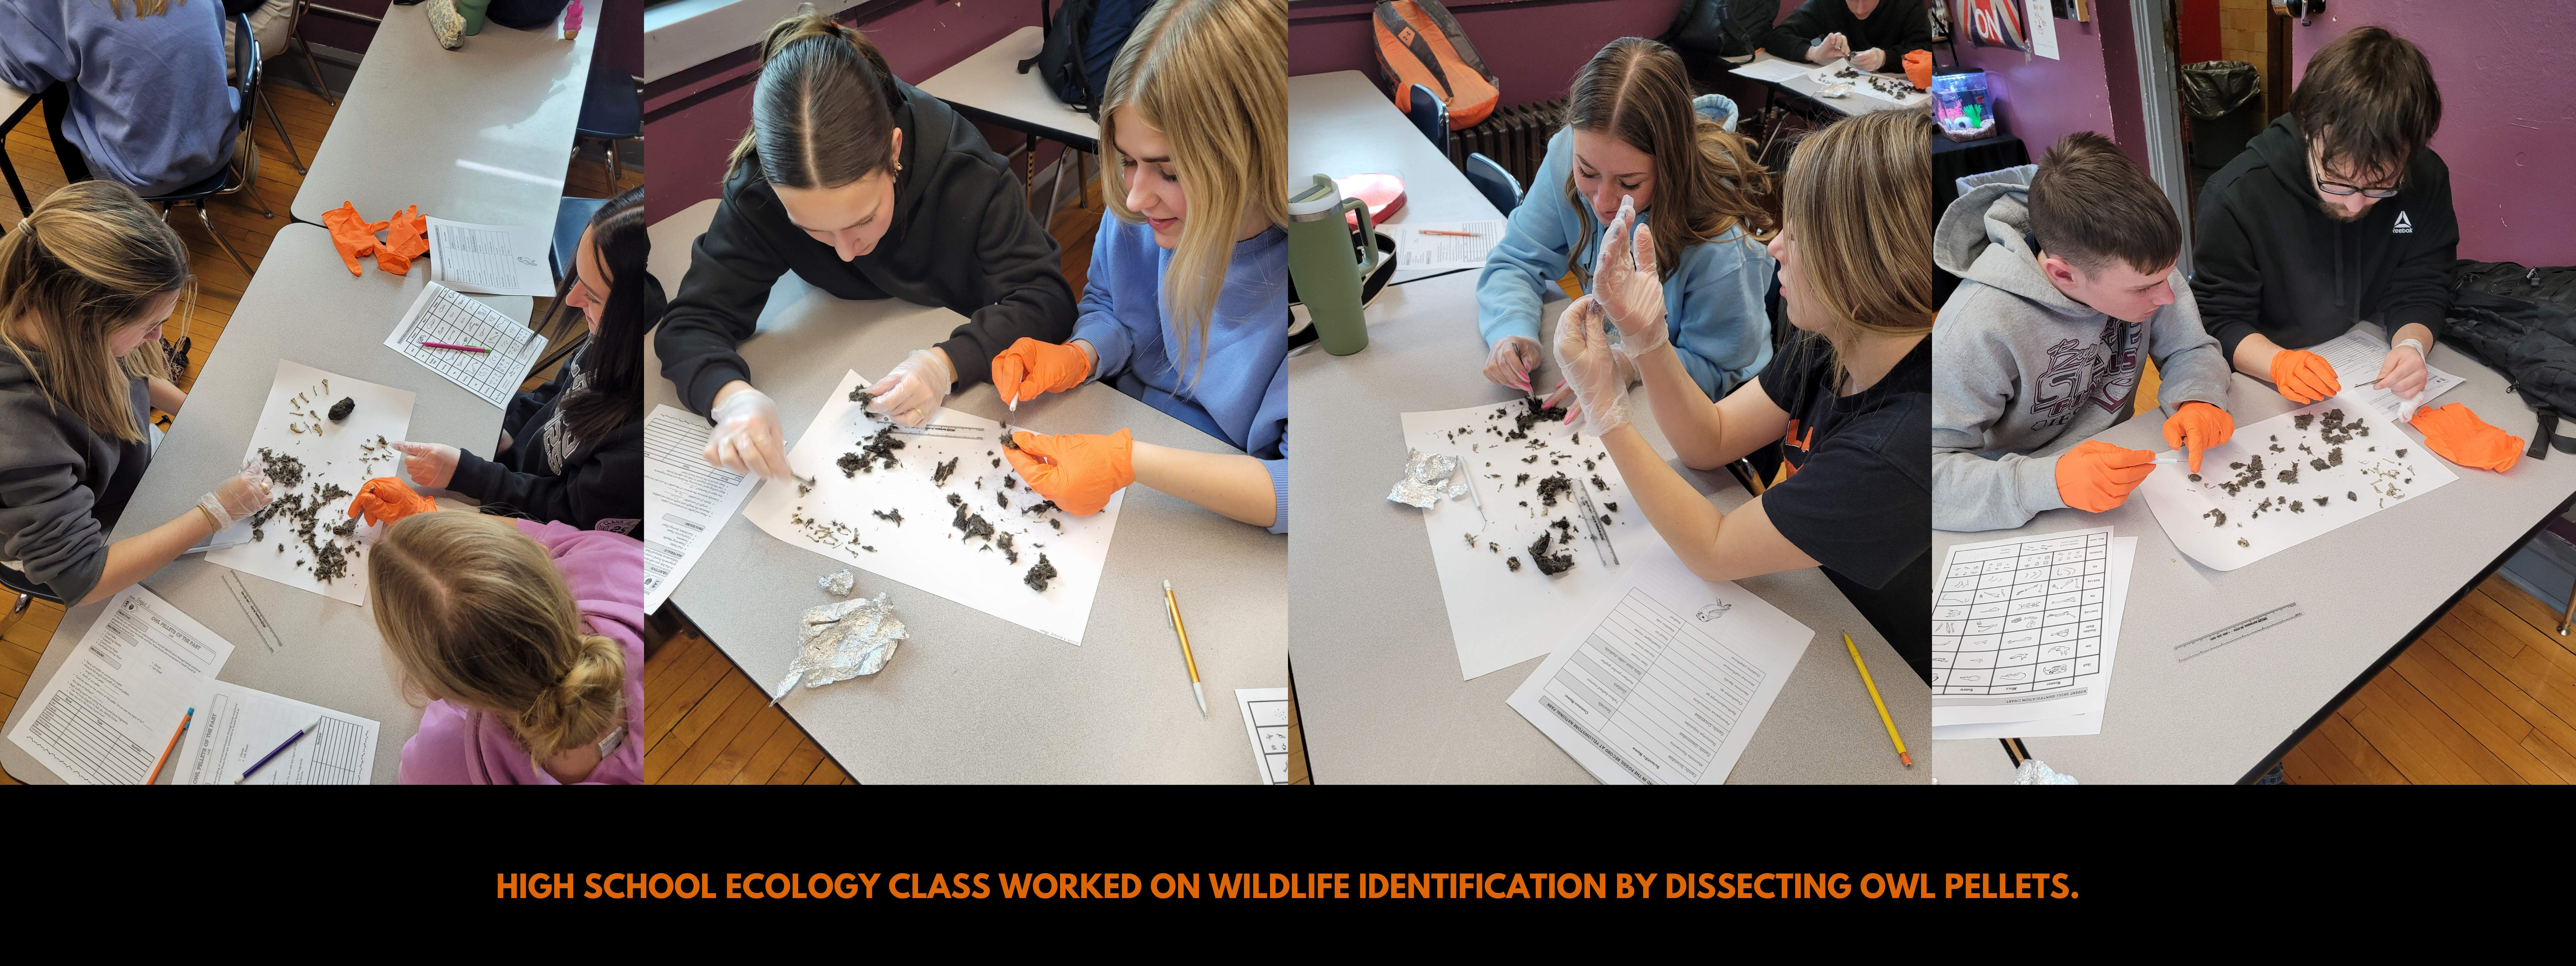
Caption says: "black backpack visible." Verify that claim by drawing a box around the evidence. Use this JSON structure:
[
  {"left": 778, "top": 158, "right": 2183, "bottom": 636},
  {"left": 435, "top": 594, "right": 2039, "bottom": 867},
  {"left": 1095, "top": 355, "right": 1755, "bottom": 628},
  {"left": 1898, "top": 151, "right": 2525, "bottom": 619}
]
[
  {"left": 2440, "top": 262, "right": 2576, "bottom": 451},
  {"left": 1017, "top": 0, "right": 1152, "bottom": 119}
]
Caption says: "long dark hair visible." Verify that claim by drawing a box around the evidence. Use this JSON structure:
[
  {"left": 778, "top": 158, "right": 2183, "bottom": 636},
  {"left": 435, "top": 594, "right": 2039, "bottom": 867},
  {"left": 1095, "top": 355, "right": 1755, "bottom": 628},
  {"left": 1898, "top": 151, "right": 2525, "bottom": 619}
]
[
  {"left": 1559, "top": 37, "right": 1774, "bottom": 290},
  {"left": 558, "top": 185, "right": 653, "bottom": 444},
  {"left": 725, "top": 3, "right": 903, "bottom": 189}
]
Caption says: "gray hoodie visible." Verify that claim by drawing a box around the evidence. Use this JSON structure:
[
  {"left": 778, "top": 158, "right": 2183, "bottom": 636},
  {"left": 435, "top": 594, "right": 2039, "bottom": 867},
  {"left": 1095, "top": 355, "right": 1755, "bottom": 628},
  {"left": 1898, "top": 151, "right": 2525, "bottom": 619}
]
[
  {"left": 0, "top": 347, "right": 151, "bottom": 603},
  {"left": 1931, "top": 179, "right": 2232, "bottom": 532}
]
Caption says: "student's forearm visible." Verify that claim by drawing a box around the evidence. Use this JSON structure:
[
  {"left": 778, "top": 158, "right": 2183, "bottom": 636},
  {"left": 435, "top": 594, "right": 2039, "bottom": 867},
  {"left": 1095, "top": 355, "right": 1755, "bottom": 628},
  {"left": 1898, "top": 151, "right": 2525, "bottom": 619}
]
[
  {"left": 2390, "top": 323, "right": 2432, "bottom": 354},
  {"left": 1131, "top": 443, "right": 1277, "bottom": 528},
  {"left": 1600, "top": 424, "right": 1724, "bottom": 566},
  {"left": 1633, "top": 344, "right": 1730, "bottom": 469},
  {"left": 2230, "top": 331, "right": 2287, "bottom": 377},
  {"left": 147, "top": 376, "right": 186, "bottom": 414},
  {"left": 78, "top": 507, "right": 216, "bottom": 605}
]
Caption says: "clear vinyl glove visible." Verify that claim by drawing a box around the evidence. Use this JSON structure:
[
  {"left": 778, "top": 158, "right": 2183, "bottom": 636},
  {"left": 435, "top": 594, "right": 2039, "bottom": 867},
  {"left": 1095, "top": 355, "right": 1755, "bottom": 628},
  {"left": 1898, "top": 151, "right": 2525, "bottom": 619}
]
[
  {"left": 390, "top": 441, "right": 459, "bottom": 489},
  {"left": 704, "top": 384, "right": 790, "bottom": 480},
  {"left": 1482, "top": 335, "right": 1543, "bottom": 393},
  {"left": 1851, "top": 47, "right": 1887, "bottom": 72},
  {"left": 868, "top": 348, "right": 956, "bottom": 428},
  {"left": 1552, "top": 295, "right": 1632, "bottom": 438},
  {"left": 1594, "top": 195, "right": 1669, "bottom": 360},
  {"left": 198, "top": 462, "right": 275, "bottom": 530}
]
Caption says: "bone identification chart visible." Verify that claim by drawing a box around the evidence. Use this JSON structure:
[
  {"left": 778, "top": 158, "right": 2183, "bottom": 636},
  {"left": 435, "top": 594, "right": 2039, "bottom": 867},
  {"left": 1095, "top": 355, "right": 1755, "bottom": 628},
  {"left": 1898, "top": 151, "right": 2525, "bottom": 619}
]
[
  {"left": 1400, "top": 399, "right": 1652, "bottom": 680},
  {"left": 176, "top": 679, "right": 380, "bottom": 785},
  {"left": 382, "top": 283, "right": 547, "bottom": 407},
  {"left": 2137, "top": 398, "right": 2458, "bottom": 571},
  {"left": 742, "top": 371, "right": 1125, "bottom": 645},
  {"left": 206, "top": 360, "right": 415, "bottom": 606},
  {"left": 1931, "top": 526, "right": 2135, "bottom": 739},
  {"left": 1505, "top": 555, "right": 1814, "bottom": 784}
]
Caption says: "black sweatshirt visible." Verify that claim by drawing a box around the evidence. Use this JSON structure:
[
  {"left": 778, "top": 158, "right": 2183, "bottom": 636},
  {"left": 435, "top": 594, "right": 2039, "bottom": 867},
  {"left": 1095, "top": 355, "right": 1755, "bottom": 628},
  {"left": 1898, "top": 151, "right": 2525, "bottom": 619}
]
[
  {"left": 654, "top": 79, "right": 1075, "bottom": 416},
  {"left": 2192, "top": 113, "right": 2461, "bottom": 360},
  {"left": 448, "top": 342, "right": 645, "bottom": 538},
  {"left": 1764, "top": 0, "right": 1932, "bottom": 64}
]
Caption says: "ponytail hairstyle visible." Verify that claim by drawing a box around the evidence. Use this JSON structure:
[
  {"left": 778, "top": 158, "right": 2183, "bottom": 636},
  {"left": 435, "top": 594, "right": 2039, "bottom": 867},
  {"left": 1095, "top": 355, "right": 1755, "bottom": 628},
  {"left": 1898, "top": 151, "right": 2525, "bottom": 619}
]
[
  {"left": 557, "top": 185, "right": 654, "bottom": 444},
  {"left": 0, "top": 181, "right": 188, "bottom": 443},
  {"left": 1777, "top": 108, "right": 1937, "bottom": 381},
  {"left": 725, "top": 3, "right": 904, "bottom": 189},
  {"left": 1560, "top": 37, "right": 1775, "bottom": 291},
  {"left": 368, "top": 513, "right": 627, "bottom": 768},
  {"left": 1096, "top": 0, "right": 1289, "bottom": 382}
]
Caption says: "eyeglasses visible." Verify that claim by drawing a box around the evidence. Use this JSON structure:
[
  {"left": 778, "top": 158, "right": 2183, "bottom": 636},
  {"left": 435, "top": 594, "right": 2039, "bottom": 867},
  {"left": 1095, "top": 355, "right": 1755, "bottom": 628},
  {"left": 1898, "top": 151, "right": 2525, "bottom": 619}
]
[{"left": 2315, "top": 178, "right": 2400, "bottom": 199}]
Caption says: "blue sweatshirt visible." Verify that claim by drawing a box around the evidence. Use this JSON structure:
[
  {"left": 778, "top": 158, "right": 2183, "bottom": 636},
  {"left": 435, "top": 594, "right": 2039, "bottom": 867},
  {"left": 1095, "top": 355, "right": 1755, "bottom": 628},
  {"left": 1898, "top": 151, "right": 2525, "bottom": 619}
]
[
  {"left": 0, "top": 0, "right": 240, "bottom": 195},
  {"left": 1476, "top": 95, "right": 1775, "bottom": 399},
  {"left": 1072, "top": 215, "right": 1291, "bottom": 534}
]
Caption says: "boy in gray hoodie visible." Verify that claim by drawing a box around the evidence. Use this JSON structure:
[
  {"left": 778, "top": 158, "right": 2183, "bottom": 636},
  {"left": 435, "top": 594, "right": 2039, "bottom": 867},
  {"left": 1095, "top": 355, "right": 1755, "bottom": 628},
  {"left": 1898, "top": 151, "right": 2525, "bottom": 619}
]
[{"left": 1933, "top": 133, "right": 2237, "bottom": 532}]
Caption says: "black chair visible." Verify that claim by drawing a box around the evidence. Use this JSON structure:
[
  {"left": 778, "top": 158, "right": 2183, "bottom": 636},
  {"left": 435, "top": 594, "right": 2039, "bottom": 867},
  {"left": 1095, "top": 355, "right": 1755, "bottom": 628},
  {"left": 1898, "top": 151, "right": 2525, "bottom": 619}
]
[
  {"left": 0, "top": 562, "right": 63, "bottom": 634},
  {"left": 1463, "top": 152, "right": 1520, "bottom": 215},
  {"left": 1405, "top": 83, "right": 1447, "bottom": 156},
  {"left": 142, "top": 13, "right": 274, "bottom": 279},
  {"left": 575, "top": 55, "right": 642, "bottom": 184}
]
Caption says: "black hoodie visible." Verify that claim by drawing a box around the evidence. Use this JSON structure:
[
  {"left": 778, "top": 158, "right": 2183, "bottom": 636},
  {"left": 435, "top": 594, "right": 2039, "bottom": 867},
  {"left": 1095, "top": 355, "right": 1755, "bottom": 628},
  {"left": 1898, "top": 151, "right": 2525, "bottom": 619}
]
[
  {"left": 448, "top": 340, "right": 645, "bottom": 539},
  {"left": 2190, "top": 113, "right": 2460, "bottom": 361},
  {"left": 654, "top": 79, "right": 1076, "bottom": 416},
  {"left": 1763, "top": 0, "right": 1932, "bottom": 65}
]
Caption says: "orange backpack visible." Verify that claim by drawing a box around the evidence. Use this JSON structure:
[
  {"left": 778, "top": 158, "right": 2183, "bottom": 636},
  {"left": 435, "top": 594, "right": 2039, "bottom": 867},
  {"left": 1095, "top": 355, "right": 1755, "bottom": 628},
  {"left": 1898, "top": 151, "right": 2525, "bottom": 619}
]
[{"left": 1373, "top": 0, "right": 1501, "bottom": 129}]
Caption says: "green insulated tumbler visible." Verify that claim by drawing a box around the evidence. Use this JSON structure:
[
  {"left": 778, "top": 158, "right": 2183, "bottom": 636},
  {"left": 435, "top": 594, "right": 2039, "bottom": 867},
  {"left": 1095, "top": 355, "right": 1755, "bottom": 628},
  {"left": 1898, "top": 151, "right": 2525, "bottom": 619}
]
[{"left": 1287, "top": 174, "right": 1378, "bottom": 356}]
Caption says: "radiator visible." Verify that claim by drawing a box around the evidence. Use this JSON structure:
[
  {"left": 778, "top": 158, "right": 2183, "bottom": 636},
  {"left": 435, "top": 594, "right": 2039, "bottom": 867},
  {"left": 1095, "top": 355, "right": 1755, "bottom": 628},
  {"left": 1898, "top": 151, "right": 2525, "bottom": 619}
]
[{"left": 1448, "top": 97, "right": 1565, "bottom": 194}]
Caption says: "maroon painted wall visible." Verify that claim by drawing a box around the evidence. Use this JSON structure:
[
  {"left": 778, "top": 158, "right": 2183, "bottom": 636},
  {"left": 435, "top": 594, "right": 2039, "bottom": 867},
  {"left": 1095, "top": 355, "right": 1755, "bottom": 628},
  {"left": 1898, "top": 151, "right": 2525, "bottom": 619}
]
[
  {"left": 1953, "top": 3, "right": 2124, "bottom": 163},
  {"left": 306, "top": 0, "right": 643, "bottom": 79},
  {"left": 1285, "top": 0, "right": 1685, "bottom": 108},
  {"left": 2287, "top": 4, "right": 2576, "bottom": 266}
]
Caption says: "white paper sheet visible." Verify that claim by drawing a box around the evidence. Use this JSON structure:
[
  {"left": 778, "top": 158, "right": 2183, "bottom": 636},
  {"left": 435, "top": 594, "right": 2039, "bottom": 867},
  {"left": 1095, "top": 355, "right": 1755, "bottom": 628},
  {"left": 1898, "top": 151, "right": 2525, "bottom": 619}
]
[
  {"left": 1394, "top": 221, "right": 1502, "bottom": 271},
  {"left": 175, "top": 679, "right": 379, "bottom": 784},
  {"left": 2307, "top": 325, "right": 2464, "bottom": 422},
  {"left": 1931, "top": 535, "right": 2134, "bottom": 738},
  {"left": 741, "top": 371, "right": 1125, "bottom": 645},
  {"left": 1729, "top": 55, "right": 1813, "bottom": 83},
  {"left": 425, "top": 216, "right": 557, "bottom": 297},
  {"left": 1504, "top": 551, "right": 1815, "bottom": 784},
  {"left": 2138, "top": 398, "right": 2458, "bottom": 571},
  {"left": 204, "top": 361, "right": 415, "bottom": 606},
  {"left": 1806, "top": 58, "right": 1931, "bottom": 106},
  {"left": 1234, "top": 687, "right": 1292, "bottom": 785},
  {"left": 1401, "top": 402, "right": 1652, "bottom": 679},
  {"left": 2027, "top": 1, "right": 2060, "bottom": 59},
  {"left": 381, "top": 283, "right": 548, "bottom": 408},
  {"left": 641, "top": 404, "right": 758, "bottom": 612},
  {"left": 5, "top": 586, "right": 233, "bottom": 784}
]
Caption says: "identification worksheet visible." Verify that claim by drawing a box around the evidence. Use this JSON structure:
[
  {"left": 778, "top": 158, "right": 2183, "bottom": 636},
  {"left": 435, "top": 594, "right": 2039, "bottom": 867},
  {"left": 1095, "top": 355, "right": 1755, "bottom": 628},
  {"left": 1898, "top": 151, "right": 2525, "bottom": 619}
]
[
  {"left": 5, "top": 587, "right": 233, "bottom": 784},
  {"left": 1235, "top": 687, "right": 1292, "bottom": 785},
  {"left": 1394, "top": 221, "right": 1502, "bottom": 271},
  {"left": 642, "top": 404, "right": 759, "bottom": 612},
  {"left": 2308, "top": 325, "right": 2464, "bottom": 422},
  {"left": 425, "top": 216, "right": 557, "bottom": 297},
  {"left": 1505, "top": 548, "right": 1815, "bottom": 784},
  {"left": 176, "top": 680, "right": 380, "bottom": 785},
  {"left": 382, "top": 283, "right": 548, "bottom": 408},
  {"left": 1931, "top": 526, "right": 2132, "bottom": 734}
]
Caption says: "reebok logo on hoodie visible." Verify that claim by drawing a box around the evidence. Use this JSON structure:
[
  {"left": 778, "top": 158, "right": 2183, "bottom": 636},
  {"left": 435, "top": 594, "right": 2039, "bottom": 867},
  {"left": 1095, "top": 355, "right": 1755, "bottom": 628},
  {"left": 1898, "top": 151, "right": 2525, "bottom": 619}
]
[{"left": 2393, "top": 211, "right": 2413, "bottom": 234}]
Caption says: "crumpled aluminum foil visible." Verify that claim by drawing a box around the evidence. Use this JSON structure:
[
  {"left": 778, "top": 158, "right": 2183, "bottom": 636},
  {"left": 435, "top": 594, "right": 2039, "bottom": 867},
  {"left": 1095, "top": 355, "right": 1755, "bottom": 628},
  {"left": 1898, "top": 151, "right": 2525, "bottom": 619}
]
[
  {"left": 2011, "top": 759, "right": 2079, "bottom": 785},
  {"left": 770, "top": 593, "right": 908, "bottom": 704},
  {"left": 1387, "top": 448, "right": 1466, "bottom": 508},
  {"left": 818, "top": 568, "right": 855, "bottom": 596}
]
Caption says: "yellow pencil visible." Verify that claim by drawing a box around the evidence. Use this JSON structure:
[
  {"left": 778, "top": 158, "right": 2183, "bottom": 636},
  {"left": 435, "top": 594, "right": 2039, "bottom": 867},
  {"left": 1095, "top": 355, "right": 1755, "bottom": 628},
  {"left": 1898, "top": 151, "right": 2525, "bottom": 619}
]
[
  {"left": 1844, "top": 632, "right": 1910, "bottom": 766},
  {"left": 1164, "top": 580, "right": 1206, "bottom": 718}
]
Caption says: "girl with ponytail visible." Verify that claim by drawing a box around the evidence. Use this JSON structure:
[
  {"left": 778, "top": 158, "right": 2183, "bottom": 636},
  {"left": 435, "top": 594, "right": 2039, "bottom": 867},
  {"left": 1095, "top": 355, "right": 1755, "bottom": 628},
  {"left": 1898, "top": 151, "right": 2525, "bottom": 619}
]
[
  {"left": 369, "top": 512, "right": 646, "bottom": 784},
  {"left": 657, "top": 4, "right": 1079, "bottom": 480}
]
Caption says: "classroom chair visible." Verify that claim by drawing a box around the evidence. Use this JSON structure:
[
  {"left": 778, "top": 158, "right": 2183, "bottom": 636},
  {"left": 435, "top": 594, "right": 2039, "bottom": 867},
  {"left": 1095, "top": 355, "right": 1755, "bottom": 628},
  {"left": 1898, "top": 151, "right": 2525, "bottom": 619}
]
[
  {"left": 1405, "top": 83, "right": 1448, "bottom": 157},
  {"left": 283, "top": 0, "right": 335, "bottom": 107},
  {"left": 1463, "top": 152, "right": 1520, "bottom": 215},
  {"left": 575, "top": 56, "right": 642, "bottom": 184},
  {"left": 142, "top": 13, "right": 275, "bottom": 279},
  {"left": 0, "top": 561, "right": 63, "bottom": 635}
]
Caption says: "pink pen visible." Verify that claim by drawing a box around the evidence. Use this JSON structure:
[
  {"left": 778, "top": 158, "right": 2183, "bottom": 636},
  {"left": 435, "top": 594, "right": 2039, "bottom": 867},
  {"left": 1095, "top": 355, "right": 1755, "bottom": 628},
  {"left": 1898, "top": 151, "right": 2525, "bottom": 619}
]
[
  {"left": 563, "top": 0, "right": 583, "bottom": 40},
  {"left": 421, "top": 341, "right": 490, "bottom": 353}
]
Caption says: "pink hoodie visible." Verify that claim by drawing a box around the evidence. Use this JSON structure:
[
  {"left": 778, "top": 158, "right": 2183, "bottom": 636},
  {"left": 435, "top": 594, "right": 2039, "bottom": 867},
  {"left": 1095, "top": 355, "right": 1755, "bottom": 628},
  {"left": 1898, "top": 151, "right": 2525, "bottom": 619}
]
[{"left": 397, "top": 519, "right": 647, "bottom": 785}]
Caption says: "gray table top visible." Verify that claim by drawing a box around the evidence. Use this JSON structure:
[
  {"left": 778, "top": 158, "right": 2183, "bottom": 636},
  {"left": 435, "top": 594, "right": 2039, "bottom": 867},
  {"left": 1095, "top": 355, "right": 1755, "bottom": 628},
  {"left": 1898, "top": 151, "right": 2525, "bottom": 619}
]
[
  {"left": 289, "top": 7, "right": 595, "bottom": 225},
  {"left": 1288, "top": 71, "right": 1502, "bottom": 286},
  {"left": 1737, "top": 52, "right": 1920, "bottom": 118},
  {"left": 0, "top": 225, "right": 531, "bottom": 784},
  {"left": 644, "top": 201, "right": 1288, "bottom": 783},
  {"left": 2, "top": 82, "right": 29, "bottom": 124},
  {"left": 916, "top": 25, "right": 1099, "bottom": 150},
  {"left": 1930, "top": 333, "right": 2576, "bottom": 784},
  {"left": 1287, "top": 270, "right": 1929, "bottom": 784}
]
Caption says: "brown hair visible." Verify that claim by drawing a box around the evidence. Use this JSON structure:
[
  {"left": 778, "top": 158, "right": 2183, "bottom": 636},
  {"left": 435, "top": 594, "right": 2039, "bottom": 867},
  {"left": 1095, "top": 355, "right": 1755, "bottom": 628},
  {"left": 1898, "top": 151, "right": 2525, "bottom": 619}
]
[
  {"left": 1560, "top": 37, "right": 1774, "bottom": 290},
  {"left": 367, "top": 513, "right": 626, "bottom": 767},
  {"left": 725, "top": 4, "right": 904, "bottom": 189},
  {"left": 0, "top": 181, "right": 186, "bottom": 442},
  {"left": 2028, "top": 131, "right": 2181, "bottom": 276},
  {"left": 1779, "top": 109, "right": 1937, "bottom": 370},
  {"left": 2293, "top": 26, "right": 2441, "bottom": 183}
]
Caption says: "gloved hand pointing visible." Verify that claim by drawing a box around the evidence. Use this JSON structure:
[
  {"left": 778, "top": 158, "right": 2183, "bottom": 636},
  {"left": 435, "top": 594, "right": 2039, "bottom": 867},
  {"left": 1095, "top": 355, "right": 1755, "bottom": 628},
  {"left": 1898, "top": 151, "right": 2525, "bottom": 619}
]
[
  {"left": 2054, "top": 440, "right": 2158, "bottom": 513},
  {"left": 2268, "top": 349, "right": 2341, "bottom": 405},
  {"left": 1004, "top": 429, "right": 1134, "bottom": 516},
  {"left": 349, "top": 477, "right": 438, "bottom": 526},
  {"left": 2161, "top": 401, "right": 2234, "bottom": 474}
]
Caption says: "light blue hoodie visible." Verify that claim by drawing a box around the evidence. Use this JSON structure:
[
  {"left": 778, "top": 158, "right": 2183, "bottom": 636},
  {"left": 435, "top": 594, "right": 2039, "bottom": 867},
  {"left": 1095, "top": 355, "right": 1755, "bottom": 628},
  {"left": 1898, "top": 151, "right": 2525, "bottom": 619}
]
[
  {"left": 0, "top": 0, "right": 240, "bottom": 195},
  {"left": 1476, "top": 95, "right": 1774, "bottom": 399}
]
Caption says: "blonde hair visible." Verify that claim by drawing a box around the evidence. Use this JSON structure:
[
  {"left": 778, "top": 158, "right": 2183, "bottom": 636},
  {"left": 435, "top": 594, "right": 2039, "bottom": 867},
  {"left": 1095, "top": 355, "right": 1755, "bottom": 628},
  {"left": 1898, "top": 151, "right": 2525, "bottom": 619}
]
[
  {"left": 367, "top": 513, "right": 626, "bottom": 767},
  {"left": 110, "top": 0, "right": 185, "bottom": 17},
  {"left": 725, "top": 4, "right": 903, "bottom": 188},
  {"left": 0, "top": 181, "right": 186, "bottom": 443},
  {"left": 1096, "top": 0, "right": 1289, "bottom": 380},
  {"left": 1779, "top": 108, "right": 1937, "bottom": 374},
  {"left": 1561, "top": 37, "right": 1775, "bottom": 291}
]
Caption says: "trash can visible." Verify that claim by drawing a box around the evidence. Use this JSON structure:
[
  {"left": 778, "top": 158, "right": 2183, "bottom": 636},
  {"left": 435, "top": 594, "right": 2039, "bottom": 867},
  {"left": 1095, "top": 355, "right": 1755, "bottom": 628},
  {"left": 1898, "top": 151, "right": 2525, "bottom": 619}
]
[{"left": 2183, "top": 61, "right": 2262, "bottom": 169}]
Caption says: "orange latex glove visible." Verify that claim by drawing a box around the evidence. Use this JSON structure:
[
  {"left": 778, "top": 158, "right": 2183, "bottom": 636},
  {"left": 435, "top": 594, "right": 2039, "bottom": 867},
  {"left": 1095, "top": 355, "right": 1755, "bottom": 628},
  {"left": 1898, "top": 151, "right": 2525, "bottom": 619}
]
[
  {"left": 348, "top": 477, "right": 438, "bottom": 526},
  {"left": 322, "top": 201, "right": 388, "bottom": 277},
  {"left": 2267, "top": 348, "right": 2341, "bottom": 404},
  {"left": 2408, "top": 403, "right": 2523, "bottom": 473},
  {"left": 990, "top": 338, "right": 1093, "bottom": 406},
  {"left": 1003, "top": 429, "right": 1133, "bottom": 516},
  {"left": 378, "top": 205, "right": 430, "bottom": 275},
  {"left": 2054, "top": 440, "right": 2158, "bottom": 513},
  {"left": 2160, "top": 401, "right": 2235, "bottom": 474},
  {"left": 1903, "top": 50, "right": 1934, "bottom": 89}
]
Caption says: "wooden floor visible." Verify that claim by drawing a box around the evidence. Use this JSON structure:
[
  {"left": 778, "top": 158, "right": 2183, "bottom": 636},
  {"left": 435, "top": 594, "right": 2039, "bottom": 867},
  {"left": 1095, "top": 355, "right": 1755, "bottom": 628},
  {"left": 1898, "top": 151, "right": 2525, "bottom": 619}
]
[{"left": 0, "top": 76, "right": 641, "bottom": 785}]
